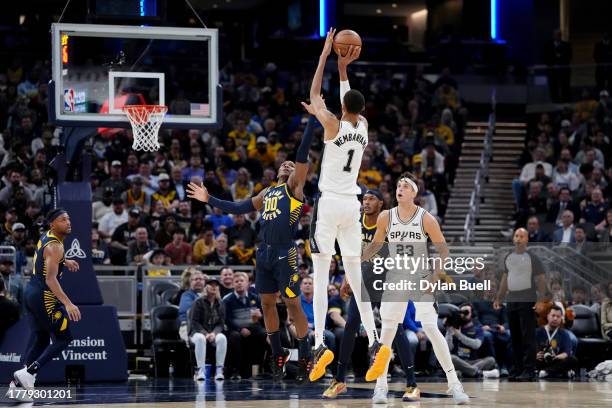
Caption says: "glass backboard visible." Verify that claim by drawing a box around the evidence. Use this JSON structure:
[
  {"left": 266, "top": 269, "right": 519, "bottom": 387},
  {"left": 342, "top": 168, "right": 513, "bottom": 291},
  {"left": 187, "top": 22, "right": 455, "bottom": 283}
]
[{"left": 50, "top": 23, "right": 220, "bottom": 129}]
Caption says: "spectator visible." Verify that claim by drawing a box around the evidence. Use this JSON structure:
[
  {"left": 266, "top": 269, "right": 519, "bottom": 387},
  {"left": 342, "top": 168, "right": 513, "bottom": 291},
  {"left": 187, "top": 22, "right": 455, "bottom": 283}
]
[
  {"left": 164, "top": 229, "right": 193, "bottom": 265},
  {"left": 234, "top": 146, "right": 262, "bottom": 180},
  {"left": 0, "top": 256, "right": 21, "bottom": 303},
  {"left": 446, "top": 303, "right": 498, "bottom": 378},
  {"left": 415, "top": 179, "right": 439, "bottom": 219},
  {"left": 193, "top": 229, "right": 216, "bottom": 264},
  {"left": 0, "top": 207, "right": 18, "bottom": 242},
  {"left": 204, "top": 234, "right": 238, "bottom": 266},
  {"left": 171, "top": 267, "right": 196, "bottom": 306},
  {"left": 91, "top": 228, "right": 110, "bottom": 265},
  {"left": 122, "top": 177, "right": 151, "bottom": 213},
  {"left": 1, "top": 222, "right": 27, "bottom": 274},
  {"left": 597, "top": 209, "right": 612, "bottom": 242},
  {"left": 601, "top": 285, "right": 612, "bottom": 341},
  {"left": 186, "top": 277, "right": 227, "bottom": 381},
  {"left": 253, "top": 168, "right": 277, "bottom": 194},
  {"left": 228, "top": 118, "right": 256, "bottom": 151},
  {"left": 249, "top": 137, "right": 275, "bottom": 167},
  {"left": 219, "top": 267, "right": 235, "bottom": 298},
  {"left": 552, "top": 210, "right": 576, "bottom": 244},
  {"left": 527, "top": 216, "right": 550, "bottom": 242},
  {"left": 495, "top": 228, "right": 548, "bottom": 381},
  {"left": 535, "top": 305, "right": 577, "bottom": 378},
  {"left": 101, "top": 160, "right": 129, "bottom": 194},
  {"left": 300, "top": 276, "right": 337, "bottom": 366},
  {"left": 573, "top": 224, "right": 592, "bottom": 255},
  {"left": 175, "top": 201, "right": 192, "bottom": 233},
  {"left": 420, "top": 141, "right": 445, "bottom": 175},
  {"left": 580, "top": 188, "right": 609, "bottom": 226},
  {"left": 226, "top": 214, "right": 257, "bottom": 248},
  {"left": 402, "top": 300, "right": 425, "bottom": 370},
  {"left": 0, "top": 277, "right": 20, "bottom": 343},
  {"left": 152, "top": 173, "right": 178, "bottom": 209},
  {"left": 146, "top": 248, "right": 171, "bottom": 276},
  {"left": 127, "top": 227, "right": 158, "bottom": 265},
  {"left": 223, "top": 272, "right": 266, "bottom": 379},
  {"left": 92, "top": 188, "right": 115, "bottom": 223},
  {"left": 182, "top": 156, "right": 205, "bottom": 185},
  {"left": 513, "top": 148, "right": 552, "bottom": 206},
  {"left": 590, "top": 283, "right": 606, "bottom": 315},
  {"left": 547, "top": 187, "right": 581, "bottom": 226},
  {"left": 358, "top": 155, "right": 383, "bottom": 189},
  {"left": 127, "top": 162, "right": 157, "bottom": 196},
  {"left": 154, "top": 216, "right": 179, "bottom": 248},
  {"left": 517, "top": 181, "right": 547, "bottom": 226},
  {"left": 98, "top": 198, "right": 128, "bottom": 239},
  {"left": 178, "top": 270, "right": 205, "bottom": 323},
  {"left": 569, "top": 286, "right": 587, "bottom": 306},
  {"left": 110, "top": 207, "right": 143, "bottom": 265},
  {"left": 0, "top": 168, "right": 33, "bottom": 206},
  {"left": 171, "top": 167, "right": 186, "bottom": 201},
  {"left": 230, "top": 168, "right": 254, "bottom": 201},
  {"left": 206, "top": 208, "right": 234, "bottom": 236}
]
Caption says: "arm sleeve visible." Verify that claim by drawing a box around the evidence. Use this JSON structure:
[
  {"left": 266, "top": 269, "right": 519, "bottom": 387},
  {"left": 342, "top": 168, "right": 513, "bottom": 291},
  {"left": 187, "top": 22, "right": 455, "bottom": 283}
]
[
  {"left": 295, "top": 116, "right": 316, "bottom": 163},
  {"left": 208, "top": 195, "right": 256, "bottom": 215},
  {"left": 340, "top": 80, "right": 351, "bottom": 105}
]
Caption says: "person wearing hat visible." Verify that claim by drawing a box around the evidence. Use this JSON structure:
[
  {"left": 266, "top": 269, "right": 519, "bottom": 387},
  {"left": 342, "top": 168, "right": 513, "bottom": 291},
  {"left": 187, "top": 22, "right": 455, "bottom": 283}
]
[
  {"left": 420, "top": 140, "right": 445, "bottom": 175},
  {"left": 1, "top": 206, "right": 19, "bottom": 241},
  {"left": 188, "top": 276, "right": 227, "bottom": 381},
  {"left": 152, "top": 173, "right": 178, "bottom": 209},
  {"left": 92, "top": 187, "right": 115, "bottom": 223},
  {"left": 122, "top": 177, "right": 151, "bottom": 213},
  {"left": 98, "top": 197, "right": 128, "bottom": 239},
  {"left": 146, "top": 248, "right": 171, "bottom": 277},
  {"left": 101, "top": 160, "right": 129, "bottom": 194},
  {"left": 110, "top": 207, "right": 144, "bottom": 265},
  {"left": 248, "top": 136, "right": 275, "bottom": 168},
  {"left": 13, "top": 208, "right": 80, "bottom": 391}
]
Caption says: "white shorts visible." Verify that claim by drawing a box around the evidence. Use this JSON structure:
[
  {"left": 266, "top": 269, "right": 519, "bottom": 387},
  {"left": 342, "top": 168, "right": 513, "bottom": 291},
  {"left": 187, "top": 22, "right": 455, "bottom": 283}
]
[{"left": 310, "top": 192, "right": 361, "bottom": 257}]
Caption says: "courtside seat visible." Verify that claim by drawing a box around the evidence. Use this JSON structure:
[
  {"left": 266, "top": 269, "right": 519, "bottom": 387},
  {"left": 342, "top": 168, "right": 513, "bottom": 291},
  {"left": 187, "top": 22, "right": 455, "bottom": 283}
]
[
  {"left": 151, "top": 305, "right": 189, "bottom": 377},
  {"left": 569, "top": 305, "right": 610, "bottom": 369}
]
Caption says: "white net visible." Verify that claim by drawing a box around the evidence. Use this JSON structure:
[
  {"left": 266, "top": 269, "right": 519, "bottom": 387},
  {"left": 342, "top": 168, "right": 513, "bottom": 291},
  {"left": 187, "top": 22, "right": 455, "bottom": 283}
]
[{"left": 123, "top": 105, "right": 168, "bottom": 152}]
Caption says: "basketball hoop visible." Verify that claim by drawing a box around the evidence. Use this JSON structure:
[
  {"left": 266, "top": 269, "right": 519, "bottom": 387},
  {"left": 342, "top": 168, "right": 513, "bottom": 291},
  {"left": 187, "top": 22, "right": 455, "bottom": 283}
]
[{"left": 123, "top": 105, "right": 168, "bottom": 152}]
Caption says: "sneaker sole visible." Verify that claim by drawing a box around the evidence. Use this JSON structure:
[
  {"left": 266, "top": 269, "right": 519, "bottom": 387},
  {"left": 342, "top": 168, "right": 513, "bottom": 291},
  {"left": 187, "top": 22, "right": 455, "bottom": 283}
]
[
  {"left": 322, "top": 384, "right": 347, "bottom": 399},
  {"left": 365, "top": 345, "right": 391, "bottom": 382},
  {"left": 402, "top": 393, "right": 421, "bottom": 402},
  {"left": 309, "top": 350, "right": 334, "bottom": 382}
]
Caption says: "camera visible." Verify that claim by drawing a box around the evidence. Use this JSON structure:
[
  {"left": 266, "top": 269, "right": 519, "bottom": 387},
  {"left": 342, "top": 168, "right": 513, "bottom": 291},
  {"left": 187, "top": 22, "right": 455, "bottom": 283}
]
[
  {"left": 542, "top": 346, "right": 556, "bottom": 363},
  {"left": 445, "top": 309, "right": 469, "bottom": 329}
]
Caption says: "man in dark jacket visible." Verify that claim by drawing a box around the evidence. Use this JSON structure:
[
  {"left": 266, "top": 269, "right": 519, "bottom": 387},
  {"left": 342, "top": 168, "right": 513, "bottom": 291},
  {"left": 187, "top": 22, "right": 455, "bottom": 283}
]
[
  {"left": 188, "top": 278, "right": 227, "bottom": 381},
  {"left": 222, "top": 272, "right": 266, "bottom": 379}
]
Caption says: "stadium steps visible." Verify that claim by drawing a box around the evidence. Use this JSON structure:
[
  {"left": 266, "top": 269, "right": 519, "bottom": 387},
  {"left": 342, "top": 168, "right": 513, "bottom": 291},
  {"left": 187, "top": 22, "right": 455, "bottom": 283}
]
[{"left": 443, "top": 121, "right": 524, "bottom": 243}]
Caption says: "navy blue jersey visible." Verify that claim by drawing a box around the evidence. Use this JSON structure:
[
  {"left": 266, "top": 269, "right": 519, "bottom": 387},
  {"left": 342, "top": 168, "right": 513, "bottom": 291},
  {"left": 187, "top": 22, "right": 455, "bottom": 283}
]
[
  {"left": 361, "top": 212, "right": 377, "bottom": 243},
  {"left": 31, "top": 231, "right": 65, "bottom": 290},
  {"left": 259, "top": 183, "right": 304, "bottom": 245}
]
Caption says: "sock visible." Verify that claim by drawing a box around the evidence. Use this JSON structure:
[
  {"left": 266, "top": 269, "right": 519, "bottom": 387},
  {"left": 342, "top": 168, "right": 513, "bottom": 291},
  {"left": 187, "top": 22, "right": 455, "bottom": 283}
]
[
  {"left": 380, "top": 322, "right": 396, "bottom": 347},
  {"left": 422, "top": 323, "right": 459, "bottom": 386},
  {"left": 267, "top": 331, "right": 282, "bottom": 357},
  {"left": 336, "top": 361, "right": 347, "bottom": 383},
  {"left": 27, "top": 362, "right": 40, "bottom": 375},
  {"left": 343, "top": 256, "right": 378, "bottom": 346},
  {"left": 311, "top": 253, "right": 332, "bottom": 348},
  {"left": 376, "top": 363, "right": 389, "bottom": 388},
  {"left": 297, "top": 336, "right": 310, "bottom": 360}
]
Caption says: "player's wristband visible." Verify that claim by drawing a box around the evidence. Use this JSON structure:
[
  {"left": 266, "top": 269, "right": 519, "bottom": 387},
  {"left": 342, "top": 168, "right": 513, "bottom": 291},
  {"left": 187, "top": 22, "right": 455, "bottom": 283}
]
[
  {"left": 296, "top": 116, "right": 316, "bottom": 163},
  {"left": 208, "top": 196, "right": 255, "bottom": 214}
]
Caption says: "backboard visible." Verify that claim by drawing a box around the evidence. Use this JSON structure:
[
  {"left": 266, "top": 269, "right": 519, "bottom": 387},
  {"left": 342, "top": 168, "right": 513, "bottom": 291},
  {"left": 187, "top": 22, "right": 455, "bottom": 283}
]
[{"left": 50, "top": 23, "right": 221, "bottom": 129}]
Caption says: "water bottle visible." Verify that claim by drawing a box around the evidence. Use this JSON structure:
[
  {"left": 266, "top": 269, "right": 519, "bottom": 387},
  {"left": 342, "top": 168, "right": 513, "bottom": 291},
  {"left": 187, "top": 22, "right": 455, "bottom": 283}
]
[{"left": 168, "top": 362, "right": 174, "bottom": 377}]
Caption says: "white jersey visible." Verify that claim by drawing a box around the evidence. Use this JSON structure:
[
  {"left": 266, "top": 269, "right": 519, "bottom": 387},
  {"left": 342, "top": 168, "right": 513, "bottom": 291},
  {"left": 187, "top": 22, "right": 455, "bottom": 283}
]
[
  {"left": 318, "top": 119, "right": 368, "bottom": 195},
  {"left": 387, "top": 206, "right": 429, "bottom": 267}
]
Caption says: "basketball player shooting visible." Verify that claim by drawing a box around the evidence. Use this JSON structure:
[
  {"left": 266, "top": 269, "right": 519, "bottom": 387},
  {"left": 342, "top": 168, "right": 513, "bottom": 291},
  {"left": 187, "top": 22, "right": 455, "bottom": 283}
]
[
  {"left": 304, "top": 27, "right": 388, "bottom": 382},
  {"left": 186, "top": 114, "right": 317, "bottom": 382},
  {"left": 362, "top": 173, "right": 469, "bottom": 404},
  {"left": 13, "top": 209, "right": 81, "bottom": 392}
]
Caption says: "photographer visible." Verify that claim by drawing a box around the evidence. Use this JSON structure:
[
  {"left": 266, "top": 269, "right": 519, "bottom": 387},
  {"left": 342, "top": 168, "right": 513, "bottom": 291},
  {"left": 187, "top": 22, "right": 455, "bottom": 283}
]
[
  {"left": 446, "top": 303, "right": 498, "bottom": 378},
  {"left": 535, "top": 305, "right": 577, "bottom": 379}
]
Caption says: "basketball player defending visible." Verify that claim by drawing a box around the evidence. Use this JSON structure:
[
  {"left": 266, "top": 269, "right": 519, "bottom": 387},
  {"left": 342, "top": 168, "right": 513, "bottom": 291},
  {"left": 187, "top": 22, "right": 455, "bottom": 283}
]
[
  {"left": 305, "top": 27, "right": 388, "bottom": 382},
  {"left": 187, "top": 115, "right": 317, "bottom": 381},
  {"left": 363, "top": 173, "right": 469, "bottom": 404},
  {"left": 13, "top": 209, "right": 81, "bottom": 391},
  {"left": 323, "top": 190, "right": 421, "bottom": 403}
]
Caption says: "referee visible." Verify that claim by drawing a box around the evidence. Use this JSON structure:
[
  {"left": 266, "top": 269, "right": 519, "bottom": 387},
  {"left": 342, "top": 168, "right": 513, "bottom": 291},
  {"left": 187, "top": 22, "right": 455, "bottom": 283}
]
[{"left": 494, "top": 228, "right": 548, "bottom": 381}]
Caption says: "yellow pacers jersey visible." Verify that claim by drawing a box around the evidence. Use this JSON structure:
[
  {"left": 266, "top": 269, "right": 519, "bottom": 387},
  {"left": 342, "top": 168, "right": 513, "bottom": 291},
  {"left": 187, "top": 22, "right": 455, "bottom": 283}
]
[{"left": 259, "top": 183, "right": 303, "bottom": 245}]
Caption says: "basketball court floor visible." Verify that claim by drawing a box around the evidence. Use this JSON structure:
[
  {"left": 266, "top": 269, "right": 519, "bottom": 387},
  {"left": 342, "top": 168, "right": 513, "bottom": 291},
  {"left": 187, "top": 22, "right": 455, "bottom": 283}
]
[{"left": 3, "top": 378, "right": 611, "bottom": 407}]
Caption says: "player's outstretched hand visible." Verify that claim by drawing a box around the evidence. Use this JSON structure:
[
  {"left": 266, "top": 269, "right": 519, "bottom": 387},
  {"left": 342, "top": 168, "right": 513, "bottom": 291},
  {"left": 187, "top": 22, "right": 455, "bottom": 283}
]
[
  {"left": 321, "top": 27, "right": 336, "bottom": 58},
  {"left": 186, "top": 182, "right": 209, "bottom": 203},
  {"left": 66, "top": 302, "right": 81, "bottom": 322},
  {"left": 338, "top": 45, "right": 361, "bottom": 67},
  {"left": 65, "top": 259, "right": 79, "bottom": 272}
]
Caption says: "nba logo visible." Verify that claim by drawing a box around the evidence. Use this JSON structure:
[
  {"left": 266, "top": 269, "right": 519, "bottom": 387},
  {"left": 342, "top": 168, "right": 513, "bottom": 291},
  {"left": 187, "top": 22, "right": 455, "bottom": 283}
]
[{"left": 64, "top": 88, "right": 75, "bottom": 112}]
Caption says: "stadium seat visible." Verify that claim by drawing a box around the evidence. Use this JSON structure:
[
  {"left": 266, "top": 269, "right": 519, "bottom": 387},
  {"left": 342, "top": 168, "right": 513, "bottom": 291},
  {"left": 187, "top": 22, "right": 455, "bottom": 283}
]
[
  {"left": 160, "top": 287, "right": 179, "bottom": 305},
  {"left": 149, "top": 282, "right": 180, "bottom": 310},
  {"left": 569, "top": 305, "right": 610, "bottom": 369},
  {"left": 150, "top": 305, "right": 189, "bottom": 377}
]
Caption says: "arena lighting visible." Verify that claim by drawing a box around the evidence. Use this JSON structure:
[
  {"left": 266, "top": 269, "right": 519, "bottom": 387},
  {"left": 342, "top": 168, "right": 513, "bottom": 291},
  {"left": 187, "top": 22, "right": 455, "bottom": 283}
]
[
  {"left": 140, "top": 0, "right": 145, "bottom": 16},
  {"left": 411, "top": 8, "right": 427, "bottom": 19},
  {"left": 319, "top": 0, "right": 327, "bottom": 37},
  {"left": 491, "top": 0, "right": 498, "bottom": 39}
]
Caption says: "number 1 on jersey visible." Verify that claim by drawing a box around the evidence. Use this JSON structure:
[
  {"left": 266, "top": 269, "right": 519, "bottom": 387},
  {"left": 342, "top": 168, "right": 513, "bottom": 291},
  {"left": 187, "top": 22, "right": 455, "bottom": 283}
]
[{"left": 343, "top": 149, "right": 355, "bottom": 172}]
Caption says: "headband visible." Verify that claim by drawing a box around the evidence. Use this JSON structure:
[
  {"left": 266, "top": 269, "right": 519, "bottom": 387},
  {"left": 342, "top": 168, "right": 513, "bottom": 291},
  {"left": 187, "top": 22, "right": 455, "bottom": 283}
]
[
  {"left": 399, "top": 177, "right": 419, "bottom": 194},
  {"left": 47, "top": 208, "right": 67, "bottom": 224},
  {"left": 364, "top": 189, "right": 384, "bottom": 201}
]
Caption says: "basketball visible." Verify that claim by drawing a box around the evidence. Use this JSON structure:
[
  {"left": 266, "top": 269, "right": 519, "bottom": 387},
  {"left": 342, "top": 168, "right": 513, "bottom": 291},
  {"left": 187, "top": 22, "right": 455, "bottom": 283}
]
[{"left": 334, "top": 29, "right": 362, "bottom": 57}]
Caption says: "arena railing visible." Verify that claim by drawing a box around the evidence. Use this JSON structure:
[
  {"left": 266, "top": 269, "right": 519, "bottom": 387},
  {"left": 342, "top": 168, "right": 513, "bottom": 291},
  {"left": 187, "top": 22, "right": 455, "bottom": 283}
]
[{"left": 463, "top": 91, "right": 496, "bottom": 244}]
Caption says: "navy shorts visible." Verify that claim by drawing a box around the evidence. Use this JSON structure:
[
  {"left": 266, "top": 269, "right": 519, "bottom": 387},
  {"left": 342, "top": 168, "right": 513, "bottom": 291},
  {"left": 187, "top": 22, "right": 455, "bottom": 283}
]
[
  {"left": 24, "top": 283, "right": 72, "bottom": 339},
  {"left": 256, "top": 244, "right": 301, "bottom": 299}
]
